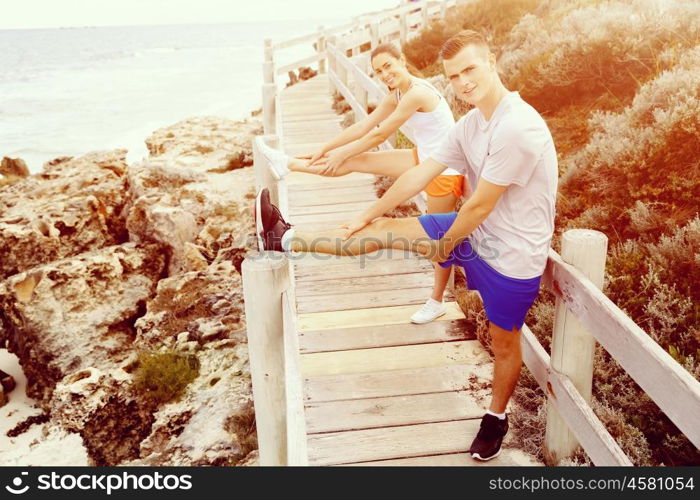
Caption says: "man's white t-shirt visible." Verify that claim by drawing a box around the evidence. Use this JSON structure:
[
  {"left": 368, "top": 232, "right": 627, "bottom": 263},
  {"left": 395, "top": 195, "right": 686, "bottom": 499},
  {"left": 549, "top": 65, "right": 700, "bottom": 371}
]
[{"left": 430, "top": 91, "right": 558, "bottom": 279}]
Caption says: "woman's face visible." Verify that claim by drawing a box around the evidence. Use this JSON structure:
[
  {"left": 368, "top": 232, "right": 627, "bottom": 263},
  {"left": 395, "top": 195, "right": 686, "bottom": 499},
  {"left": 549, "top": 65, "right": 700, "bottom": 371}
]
[{"left": 371, "top": 52, "right": 409, "bottom": 90}]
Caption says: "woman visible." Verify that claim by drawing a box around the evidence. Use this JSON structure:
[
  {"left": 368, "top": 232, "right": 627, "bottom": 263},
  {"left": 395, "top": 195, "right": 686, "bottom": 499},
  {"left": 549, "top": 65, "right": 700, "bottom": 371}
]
[{"left": 269, "top": 43, "right": 465, "bottom": 324}]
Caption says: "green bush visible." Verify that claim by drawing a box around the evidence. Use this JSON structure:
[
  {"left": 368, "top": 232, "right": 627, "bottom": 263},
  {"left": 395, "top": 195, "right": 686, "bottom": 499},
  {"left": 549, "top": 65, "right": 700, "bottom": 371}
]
[{"left": 132, "top": 350, "right": 200, "bottom": 405}]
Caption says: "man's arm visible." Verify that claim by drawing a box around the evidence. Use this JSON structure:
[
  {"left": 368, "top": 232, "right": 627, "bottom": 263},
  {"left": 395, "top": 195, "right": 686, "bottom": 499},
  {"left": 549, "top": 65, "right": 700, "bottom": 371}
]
[
  {"left": 433, "top": 178, "right": 508, "bottom": 261},
  {"left": 341, "top": 158, "right": 447, "bottom": 238}
]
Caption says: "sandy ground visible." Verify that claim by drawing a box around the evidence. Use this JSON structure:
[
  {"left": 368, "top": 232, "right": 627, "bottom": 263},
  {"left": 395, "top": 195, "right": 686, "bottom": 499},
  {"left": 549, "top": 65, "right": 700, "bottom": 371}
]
[{"left": 0, "top": 348, "right": 88, "bottom": 465}]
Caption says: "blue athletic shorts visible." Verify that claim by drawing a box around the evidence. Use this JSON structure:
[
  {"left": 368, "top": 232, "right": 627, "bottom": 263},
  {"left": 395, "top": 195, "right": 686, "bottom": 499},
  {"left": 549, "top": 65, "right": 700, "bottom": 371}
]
[{"left": 418, "top": 212, "right": 542, "bottom": 332}]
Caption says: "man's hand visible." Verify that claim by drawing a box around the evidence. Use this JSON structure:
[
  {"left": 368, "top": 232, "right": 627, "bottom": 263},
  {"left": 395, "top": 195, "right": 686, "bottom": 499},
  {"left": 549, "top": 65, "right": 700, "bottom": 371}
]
[
  {"left": 339, "top": 214, "right": 371, "bottom": 240},
  {"left": 428, "top": 238, "right": 453, "bottom": 264}
]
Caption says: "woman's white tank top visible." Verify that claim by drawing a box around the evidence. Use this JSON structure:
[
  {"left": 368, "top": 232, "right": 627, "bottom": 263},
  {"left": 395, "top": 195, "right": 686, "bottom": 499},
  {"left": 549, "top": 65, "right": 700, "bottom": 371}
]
[{"left": 396, "top": 78, "right": 461, "bottom": 175}]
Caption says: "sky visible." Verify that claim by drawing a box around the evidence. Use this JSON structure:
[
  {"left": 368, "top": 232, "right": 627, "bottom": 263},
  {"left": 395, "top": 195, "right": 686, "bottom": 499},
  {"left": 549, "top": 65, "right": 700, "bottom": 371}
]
[{"left": 0, "top": 0, "right": 403, "bottom": 29}]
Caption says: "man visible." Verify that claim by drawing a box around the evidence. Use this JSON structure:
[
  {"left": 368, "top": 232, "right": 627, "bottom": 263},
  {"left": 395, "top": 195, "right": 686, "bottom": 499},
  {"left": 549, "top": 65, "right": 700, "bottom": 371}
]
[{"left": 255, "top": 30, "right": 558, "bottom": 461}]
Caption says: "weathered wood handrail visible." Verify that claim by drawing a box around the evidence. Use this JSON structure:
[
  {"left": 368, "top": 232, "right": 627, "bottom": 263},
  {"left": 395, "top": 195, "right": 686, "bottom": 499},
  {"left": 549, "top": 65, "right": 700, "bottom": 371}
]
[
  {"left": 542, "top": 245, "right": 700, "bottom": 450},
  {"left": 521, "top": 325, "right": 632, "bottom": 466}
]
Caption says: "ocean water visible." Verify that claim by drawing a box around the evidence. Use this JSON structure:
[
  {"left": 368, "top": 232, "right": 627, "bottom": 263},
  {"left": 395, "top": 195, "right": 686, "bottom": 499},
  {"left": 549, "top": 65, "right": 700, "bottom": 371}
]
[{"left": 0, "top": 21, "right": 338, "bottom": 172}]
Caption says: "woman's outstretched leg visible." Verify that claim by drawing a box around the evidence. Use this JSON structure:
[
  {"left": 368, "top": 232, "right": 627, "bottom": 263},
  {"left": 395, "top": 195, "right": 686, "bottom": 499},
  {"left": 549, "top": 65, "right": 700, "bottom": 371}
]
[{"left": 289, "top": 150, "right": 415, "bottom": 178}]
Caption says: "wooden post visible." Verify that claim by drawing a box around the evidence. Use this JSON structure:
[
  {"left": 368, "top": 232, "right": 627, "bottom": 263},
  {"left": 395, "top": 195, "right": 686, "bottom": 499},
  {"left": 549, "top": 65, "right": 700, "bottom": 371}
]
[
  {"left": 242, "top": 252, "right": 290, "bottom": 466},
  {"left": 337, "top": 43, "right": 348, "bottom": 91},
  {"left": 544, "top": 229, "right": 608, "bottom": 464},
  {"left": 370, "top": 21, "right": 379, "bottom": 49},
  {"left": 253, "top": 135, "right": 280, "bottom": 206},
  {"left": 351, "top": 26, "right": 360, "bottom": 57},
  {"left": 327, "top": 35, "right": 338, "bottom": 94},
  {"left": 262, "top": 83, "right": 276, "bottom": 135},
  {"left": 421, "top": 2, "right": 429, "bottom": 29},
  {"left": 264, "top": 38, "right": 274, "bottom": 66},
  {"left": 357, "top": 53, "right": 369, "bottom": 113},
  {"left": 400, "top": 11, "right": 408, "bottom": 45},
  {"left": 317, "top": 25, "right": 326, "bottom": 74},
  {"left": 262, "top": 61, "right": 275, "bottom": 85}
]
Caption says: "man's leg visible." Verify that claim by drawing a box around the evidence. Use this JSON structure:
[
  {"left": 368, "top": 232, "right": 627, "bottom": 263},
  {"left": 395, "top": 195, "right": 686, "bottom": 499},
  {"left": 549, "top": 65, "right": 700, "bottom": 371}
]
[
  {"left": 468, "top": 322, "right": 523, "bottom": 460},
  {"left": 288, "top": 216, "right": 435, "bottom": 257},
  {"left": 488, "top": 322, "right": 522, "bottom": 413}
]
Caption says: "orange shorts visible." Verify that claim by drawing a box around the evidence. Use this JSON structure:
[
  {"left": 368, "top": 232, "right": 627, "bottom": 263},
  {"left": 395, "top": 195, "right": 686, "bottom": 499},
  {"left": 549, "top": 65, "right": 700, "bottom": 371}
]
[{"left": 412, "top": 147, "right": 465, "bottom": 199}]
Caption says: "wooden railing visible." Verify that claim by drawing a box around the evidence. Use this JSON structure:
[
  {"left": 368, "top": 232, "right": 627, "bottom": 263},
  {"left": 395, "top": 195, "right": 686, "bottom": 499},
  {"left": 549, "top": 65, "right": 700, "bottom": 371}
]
[{"left": 243, "top": 0, "right": 700, "bottom": 466}]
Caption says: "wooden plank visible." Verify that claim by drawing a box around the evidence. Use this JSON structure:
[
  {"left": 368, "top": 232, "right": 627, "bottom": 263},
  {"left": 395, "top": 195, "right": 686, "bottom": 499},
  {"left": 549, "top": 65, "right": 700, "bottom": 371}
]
[
  {"left": 521, "top": 325, "right": 632, "bottom": 466},
  {"left": 300, "top": 339, "right": 487, "bottom": 377},
  {"left": 543, "top": 249, "right": 700, "bottom": 449},
  {"left": 293, "top": 252, "right": 431, "bottom": 280},
  {"left": 307, "top": 419, "right": 480, "bottom": 465},
  {"left": 288, "top": 184, "right": 376, "bottom": 196},
  {"left": 296, "top": 286, "right": 448, "bottom": 313},
  {"left": 287, "top": 189, "right": 377, "bottom": 206},
  {"left": 282, "top": 291, "right": 308, "bottom": 465},
  {"left": 298, "top": 301, "right": 464, "bottom": 331},
  {"left": 288, "top": 211, "right": 361, "bottom": 227},
  {"left": 295, "top": 271, "right": 436, "bottom": 297},
  {"left": 305, "top": 391, "right": 489, "bottom": 434},
  {"left": 285, "top": 171, "right": 375, "bottom": 187},
  {"left": 349, "top": 450, "right": 543, "bottom": 466},
  {"left": 290, "top": 200, "right": 376, "bottom": 216},
  {"left": 299, "top": 318, "right": 473, "bottom": 353},
  {"left": 304, "top": 364, "right": 492, "bottom": 403}
]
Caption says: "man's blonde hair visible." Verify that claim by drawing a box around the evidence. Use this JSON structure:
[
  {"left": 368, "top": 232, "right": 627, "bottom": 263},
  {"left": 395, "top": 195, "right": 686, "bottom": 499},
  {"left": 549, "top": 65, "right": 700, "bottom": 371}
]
[{"left": 440, "top": 30, "right": 490, "bottom": 60}]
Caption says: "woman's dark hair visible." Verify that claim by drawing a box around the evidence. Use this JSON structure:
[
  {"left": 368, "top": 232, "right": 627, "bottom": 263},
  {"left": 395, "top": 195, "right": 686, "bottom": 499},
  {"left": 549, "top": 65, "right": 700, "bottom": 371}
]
[{"left": 370, "top": 43, "right": 424, "bottom": 77}]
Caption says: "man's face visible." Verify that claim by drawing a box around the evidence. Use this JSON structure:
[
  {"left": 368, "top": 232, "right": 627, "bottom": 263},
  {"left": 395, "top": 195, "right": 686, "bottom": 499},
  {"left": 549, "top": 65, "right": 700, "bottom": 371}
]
[{"left": 442, "top": 44, "right": 496, "bottom": 106}]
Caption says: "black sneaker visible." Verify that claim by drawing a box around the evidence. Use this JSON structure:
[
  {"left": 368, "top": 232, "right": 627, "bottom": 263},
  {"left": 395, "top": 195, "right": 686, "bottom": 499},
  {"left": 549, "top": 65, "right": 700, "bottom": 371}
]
[
  {"left": 469, "top": 413, "right": 509, "bottom": 461},
  {"left": 255, "top": 187, "right": 292, "bottom": 252}
]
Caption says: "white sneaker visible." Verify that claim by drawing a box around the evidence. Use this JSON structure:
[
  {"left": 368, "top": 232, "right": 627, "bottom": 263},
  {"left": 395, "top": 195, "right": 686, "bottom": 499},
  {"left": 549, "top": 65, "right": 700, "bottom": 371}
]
[
  {"left": 410, "top": 298, "right": 447, "bottom": 324},
  {"left": 258, "top": 140, "right": 290, "bottom": 179}
]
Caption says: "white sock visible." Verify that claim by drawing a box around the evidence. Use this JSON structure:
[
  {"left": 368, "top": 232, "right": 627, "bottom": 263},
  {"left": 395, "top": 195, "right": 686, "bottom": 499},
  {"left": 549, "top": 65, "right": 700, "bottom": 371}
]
[
  {"left": 487, "top": 409, "right": 507, "bottom": 420},
  {"left": 427, "top": 297, "right": 443, "bottom": 306},
  {"left": 281, "top": 228, "right": 295, "bottom": 252}
]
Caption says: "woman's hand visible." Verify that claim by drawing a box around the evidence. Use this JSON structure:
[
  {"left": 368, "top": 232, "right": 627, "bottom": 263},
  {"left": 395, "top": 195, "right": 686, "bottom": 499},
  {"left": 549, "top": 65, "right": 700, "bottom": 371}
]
[
  {"left": 318, "top": 149, "right": 348, "bottom": 176},
  {"left": 295, "top": 149, "right": 327, "bottom": 166}
]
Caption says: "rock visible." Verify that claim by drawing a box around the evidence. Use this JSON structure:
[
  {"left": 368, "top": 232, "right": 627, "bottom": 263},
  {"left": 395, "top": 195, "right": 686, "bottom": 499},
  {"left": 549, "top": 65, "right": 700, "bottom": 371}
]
[
  {"left": 50, "top": 369, "right": 157, "bottom": 466},
  {"left": 133, "top": 261, "right": 246, "bottom": 350},
  {"left": 298, "top": 66, "right": 318, "bottom": 81},
  {"left": 1, "top": 157, "right": 29, "bottom": 177},
  {"left": 286, "top": 70, "right": 299, "bottom": 88},
  {"left": 0, "top": 242, "right": 167, "bottom": 403},
  {"left": 105, "top": 261, "right": 252, "bottom": 466},
  {"left": 0, "top": 368, "right": 16, "bottom": 393},
  {"left": 125, "top": 158, "right": 256, "bottom": 276},
  {"left": 124, "top": 343, "right": 253, "bottom": 466},
  {"left": 145, "top": 116, "right": 259, "bottom": 173},
  {"left": 238, "top": 449, "right": 259, "bottom": 466},
  {"left": 0, "top": 150, "right": 131, "bottom": 280}
]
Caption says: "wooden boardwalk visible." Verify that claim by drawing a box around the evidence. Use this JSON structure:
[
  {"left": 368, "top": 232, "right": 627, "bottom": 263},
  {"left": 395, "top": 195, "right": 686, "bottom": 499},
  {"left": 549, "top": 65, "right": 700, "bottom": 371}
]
[{"left": 279, "top": 74, "right": 542, "bottom": 466}]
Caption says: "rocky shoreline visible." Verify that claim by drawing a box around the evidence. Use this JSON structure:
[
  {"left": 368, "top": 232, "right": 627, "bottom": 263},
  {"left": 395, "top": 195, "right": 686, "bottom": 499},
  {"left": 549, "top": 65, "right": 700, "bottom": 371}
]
[{"left": 0, "top": 115, "right": 262, "bottom": 466}]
